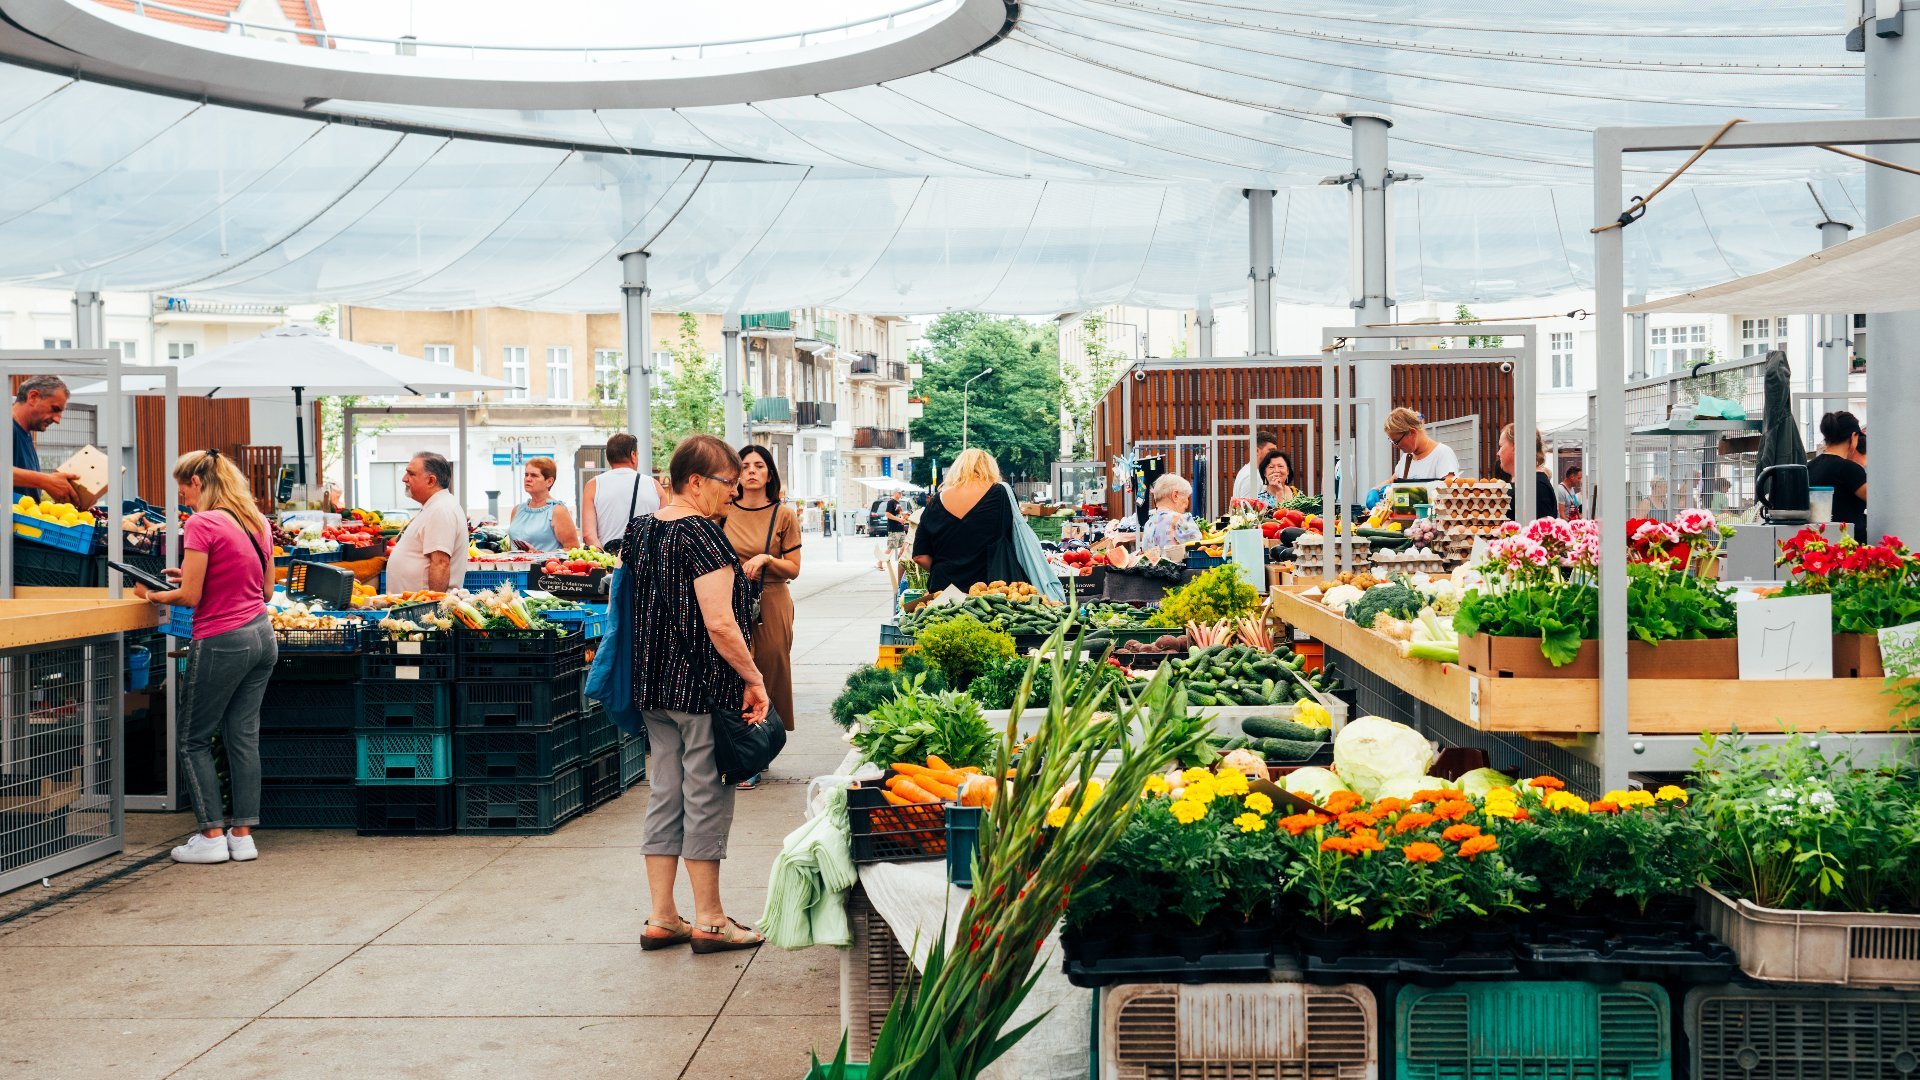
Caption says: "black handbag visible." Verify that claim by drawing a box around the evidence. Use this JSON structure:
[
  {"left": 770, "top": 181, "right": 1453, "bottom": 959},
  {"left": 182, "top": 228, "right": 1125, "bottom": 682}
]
[{"left": 710, "top": 703, "right": 786, "bottom": 785}]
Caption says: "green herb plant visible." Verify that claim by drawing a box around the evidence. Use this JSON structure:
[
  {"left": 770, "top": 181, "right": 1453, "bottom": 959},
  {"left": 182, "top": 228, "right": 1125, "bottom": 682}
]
[
  {"left": 829, "top": 654, "right": 948, "bottom": 729},
  {"left": 849, "top": 682, "right": 996, "bottom": 770},
  {"left": 912, "top": 613, "right": 1017, "bottom": 688},
  {"left": 1158, "top": 564, "right": 1260, "bottom": 628}
]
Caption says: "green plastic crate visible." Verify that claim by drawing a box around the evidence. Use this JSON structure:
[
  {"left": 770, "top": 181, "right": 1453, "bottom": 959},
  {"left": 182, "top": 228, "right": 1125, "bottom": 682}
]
[{"left": 1396, "top": 980, "right": 1670, "bottom": 1080}]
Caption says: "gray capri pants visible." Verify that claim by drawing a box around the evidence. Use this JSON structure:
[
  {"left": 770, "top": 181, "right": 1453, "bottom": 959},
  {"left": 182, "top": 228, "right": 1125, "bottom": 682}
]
[{"left": 641, "top": 709, "right": 738, "bottom": 861}]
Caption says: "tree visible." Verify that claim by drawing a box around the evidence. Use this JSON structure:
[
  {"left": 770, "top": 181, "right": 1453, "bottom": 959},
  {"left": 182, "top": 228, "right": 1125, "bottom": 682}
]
[
  {"left": 648, "top": 312, "right": 726, "bottom": 472},
  {"left": 1454, "top": 304, "right": 1504, "bottom": 349},
  {"left": 910, "top": 313, "right": 1062, "bottom": 486},
  {"left": 1060, "top": 312, "right": 1128, "bottom": 461}
]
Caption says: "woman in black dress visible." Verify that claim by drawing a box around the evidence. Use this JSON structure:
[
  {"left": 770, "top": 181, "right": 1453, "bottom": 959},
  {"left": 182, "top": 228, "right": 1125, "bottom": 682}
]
[
  {"left": 1499, "top": 423, "right": 1559, "bottom": 523},
  {"left": 1808, "top": 410, "right": 1869, "bottom": 539},
  {"left": 912, "top": 448, "right": 1015, "bottom": 593}
]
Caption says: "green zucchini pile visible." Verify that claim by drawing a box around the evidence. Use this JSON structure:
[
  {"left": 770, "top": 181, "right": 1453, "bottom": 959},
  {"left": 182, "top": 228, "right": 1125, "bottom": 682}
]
[
  {"left": 1165, "top": 645, "right": 1315, "bottom": 707},
  {"left": 1217, "top": 715, "right": 1331, "bottom": 762},
  {"left": 898, "top": 594, "right": 1072, "bottom": 639}
]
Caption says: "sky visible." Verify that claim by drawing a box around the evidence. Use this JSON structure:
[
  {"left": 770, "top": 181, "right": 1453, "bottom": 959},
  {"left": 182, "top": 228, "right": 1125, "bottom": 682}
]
[{"left": 318, "top": 0, "right": 930, "bottom": 51}]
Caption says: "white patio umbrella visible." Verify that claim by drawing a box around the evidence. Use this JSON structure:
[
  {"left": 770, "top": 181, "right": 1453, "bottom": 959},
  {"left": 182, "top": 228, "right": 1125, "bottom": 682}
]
[{"left": 77, "top": 326, "right": 518, "bottom": 484}]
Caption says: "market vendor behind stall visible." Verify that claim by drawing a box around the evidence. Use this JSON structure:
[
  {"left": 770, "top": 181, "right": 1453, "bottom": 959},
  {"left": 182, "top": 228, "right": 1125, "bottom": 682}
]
[
  {"left": 11, "top": 375, "right": 94, "bottom": 508},
  {"left": 386, "top": 452, "right": 469, "bottom": 593},
  {"left": 1500, "top": 423, "right": 1557, "bottom": 523}
]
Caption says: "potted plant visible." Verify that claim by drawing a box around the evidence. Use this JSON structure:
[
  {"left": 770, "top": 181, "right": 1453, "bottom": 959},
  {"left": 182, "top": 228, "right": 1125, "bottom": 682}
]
[
  {"left": 1622, "top": 512, "right": 1738, "bottom": 677},
  {"left": 1453, "top": 519, "right": 1602, "bottom": 677}
]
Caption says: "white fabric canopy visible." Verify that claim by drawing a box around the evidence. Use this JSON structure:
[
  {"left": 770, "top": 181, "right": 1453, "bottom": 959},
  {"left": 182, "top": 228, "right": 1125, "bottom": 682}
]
[
  {"left": 0, "top": 1, "right": 1870, "bottom": 312},
  {"left": 1629, "top": 214, "right": 1920, "bottom": 316},
  {"left": 72, "top": 326, "right": 517, "bottom": 396}
]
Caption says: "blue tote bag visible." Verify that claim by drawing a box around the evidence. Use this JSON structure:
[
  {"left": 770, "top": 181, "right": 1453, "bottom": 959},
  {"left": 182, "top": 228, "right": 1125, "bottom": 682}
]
[
  {"left": 584, "top": 552, "right": 645, "bottom": 738},
  {"left": 1000, "top": 482, "right": 1066, "bottom": 604}
]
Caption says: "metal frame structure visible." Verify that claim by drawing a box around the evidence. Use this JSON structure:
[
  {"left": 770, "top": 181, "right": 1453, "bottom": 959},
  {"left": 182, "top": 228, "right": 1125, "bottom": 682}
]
[
  {"left": 340, "top": 404, "right": 472, "bottom": 511},
  {"left": 1592, "top": 115, "right": 1920, "bottom": 787}
]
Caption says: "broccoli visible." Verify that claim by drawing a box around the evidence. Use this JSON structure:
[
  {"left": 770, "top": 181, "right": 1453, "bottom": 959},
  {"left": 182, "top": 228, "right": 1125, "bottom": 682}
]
[{"left": 1346, "top": 582, "right": 1426, "bottom": 630}]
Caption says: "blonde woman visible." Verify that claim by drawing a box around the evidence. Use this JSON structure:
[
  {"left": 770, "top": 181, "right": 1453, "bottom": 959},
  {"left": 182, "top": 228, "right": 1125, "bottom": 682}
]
[
  {"left": 133, "top": 451, "right": 276, "bottom": 865},
  {"left": 911, "top": 448, "right": 1017, "bottom": 593},
  {"left": 1385, "top": 407, "right": 1459, "bottom": 481}
]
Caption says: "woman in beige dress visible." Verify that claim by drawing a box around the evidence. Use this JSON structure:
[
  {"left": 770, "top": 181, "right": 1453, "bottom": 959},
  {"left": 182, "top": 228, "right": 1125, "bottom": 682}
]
[{"left": 723, "top": 444, "right": 802, "bottom": 789}]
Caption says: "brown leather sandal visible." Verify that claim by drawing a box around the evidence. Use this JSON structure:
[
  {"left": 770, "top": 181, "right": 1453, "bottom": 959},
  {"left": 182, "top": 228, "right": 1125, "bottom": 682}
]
[
  {"left": 641, "top": 917, "right": 693, "bottom": 951},
  {"left": 691, "top": 916, "right": 764, "bottom": 954}
]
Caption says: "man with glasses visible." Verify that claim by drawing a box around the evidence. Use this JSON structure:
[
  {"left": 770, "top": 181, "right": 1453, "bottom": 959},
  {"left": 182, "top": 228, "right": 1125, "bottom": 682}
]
[{"left": 387, "top": 452, "right": 469, "bottom": 593}]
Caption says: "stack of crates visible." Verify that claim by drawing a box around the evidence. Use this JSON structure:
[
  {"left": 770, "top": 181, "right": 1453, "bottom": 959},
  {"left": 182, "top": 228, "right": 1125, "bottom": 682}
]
[
  {"left": 452, "top": 626, "right": 587, "bottom": 834},
  {"left": 618, "top": 728, "right": 646, "bottom": 791},
  {"left": 354, "top": 629, "right": 456, "bottom": 834},
  {"left": 257, "top": 648, "right": 360, "bottom": 830},
  {"left": 578, "top": 701, "right": 622, "bottom": 811}
]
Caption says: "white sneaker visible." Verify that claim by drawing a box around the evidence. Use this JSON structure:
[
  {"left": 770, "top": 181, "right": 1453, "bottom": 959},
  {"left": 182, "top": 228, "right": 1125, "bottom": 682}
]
[
  {"left": 226, "top": 833, "right": 258, "bottom": 862},
  {"left": 171, "top": 833, "right": 231, "bottom": 864}
]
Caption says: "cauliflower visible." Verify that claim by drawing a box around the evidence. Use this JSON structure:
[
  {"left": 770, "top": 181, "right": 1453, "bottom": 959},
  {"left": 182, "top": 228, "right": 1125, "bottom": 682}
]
[{"left": 1320, "top": 583, "right": 1365, "bottom": 614}]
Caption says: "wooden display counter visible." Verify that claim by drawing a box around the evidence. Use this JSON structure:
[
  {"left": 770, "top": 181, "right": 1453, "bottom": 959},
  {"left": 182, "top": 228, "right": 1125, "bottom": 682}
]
[
  {"left": 0, "top": 589, "right": 160, "bottom": 648},
  {"left": 1269, "top": 589, "right": 1913, "bottom": 737}
]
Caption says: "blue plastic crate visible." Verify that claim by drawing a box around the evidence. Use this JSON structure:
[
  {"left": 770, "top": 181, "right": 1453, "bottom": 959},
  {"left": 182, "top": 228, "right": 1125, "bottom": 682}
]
[
  {"left": 275, "top": 548, "right": 343, "bottom": 566},
  {"left": 1396, "top": 981, "right": 1671, "bottom": 1080},
  {"left": 463, "top": 568, "right": 531, "bottom": 592},
  {"left": 260, "top": 782, "right": 356, "bottom": 829},
  {"left": 355, "top": 682, "right": 451, "bottom": 732},
  {"left": 162, "top": 605, "right": 193, "bottom": 639},
  {"left": 274, "top": 624, "right": 362, "bottom": 653},
  {"left": 544, "top": 606, "right": 608, "bottom": 641},
  {"left": 355, "top": 731, "right": 452, "bottom": 784},
  {"left": 946, "top": 806, "right": 984, "bottom": 889},
  {"left": 578, "top": 704, "right": 619, "bottom": 759},
  {"left": 14, "top": 515, "right": 102, "bottom": 554}
]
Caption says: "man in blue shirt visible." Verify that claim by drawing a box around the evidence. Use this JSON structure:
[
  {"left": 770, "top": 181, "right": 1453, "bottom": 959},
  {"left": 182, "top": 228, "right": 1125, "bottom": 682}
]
[{"left": 11, "top": 375, "right": 89, "bottom": 507}]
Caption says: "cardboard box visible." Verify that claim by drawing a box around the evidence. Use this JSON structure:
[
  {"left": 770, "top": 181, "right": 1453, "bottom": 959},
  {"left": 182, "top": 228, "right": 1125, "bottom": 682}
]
[{"left": 56, "top": 445, "right": 109, "bottom": 505}]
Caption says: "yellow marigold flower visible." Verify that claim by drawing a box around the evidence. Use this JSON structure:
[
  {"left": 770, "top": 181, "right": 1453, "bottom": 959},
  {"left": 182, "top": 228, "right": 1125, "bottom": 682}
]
[
  {"left": 1602, "top": 790, "right": 1631, "bottom": 805},
  {"left": 1081, "top": 779, "right": 1106, "bottom": 804},
  {"left": 1243, "top": 792, "right": 1274, "bottom": 816},
  {"left": 1045, "top": 806, "right": 1071, "bottom": 828},
  {"left": 1483, "top": 801, "right": 1517, "bottom": 820},
  {"left": 1142, "top": 775, "right": 1171, "bottom": 797},
  {"left": 1214, "top": 769, "right": 1250, "bottom": 796},
  {"left": 1483, "top": 786, "right": 1517, "bottom": 803},
  {"left": 1655, "top": 785, "right": 1690, "bottom": 804},
  {"left": 1170, "top": 799, "right": 1207, "bottom": 825},
  {"left": 1544, "top": 790, "right": 1590, "bottom": 814},
  {"left": 1183, "top": 776, "right": 1217, "bottom": 805},
  {"left": 1181, "top": 767, "right": 1213, "bottom": 786},
  {"left": 1234, "top": 812, "right": 1267, "bottom": 834},
  {"left": 1616, "top": 790, "right": 1656, "bottom": 809}
]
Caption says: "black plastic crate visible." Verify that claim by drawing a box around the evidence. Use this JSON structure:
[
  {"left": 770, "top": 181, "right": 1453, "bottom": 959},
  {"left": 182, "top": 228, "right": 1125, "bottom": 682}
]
[
  {"left": 272, "top": 651, "right": 361, "bottom": 682},
  {"left": 846, "top": 781, "right": 947, "bottom": 863},
  {"left": 361, "top": 632, "right": 455, "bottom": 682},
  {"left": 354, "top": 681, "right": 451, "bottom": 732},
  {"left": 455, "top": 627, "right": 587, "bottom": 681},
  {"left": 582, "top": 749, "right": 621, "bottom": 809},
  {"left": 619, "top": 731, "right": 646, "bottom": 789},
  {"left": 455, "top": 675, "right": 582, "bottom": 729},
  {"left": 259, "top": 681, "right": 357, "bottom": 731},
  {"left": 15, "top": 545, "right": 104, "bottom": 588},
  {"left": 1687, "top": 983, "right": 1920, "bottom": 1080},
  {"left": 259, "top": 733, "right": 355, "bottom": 781},
  {"left": 274, "top": 625, "right": 362, "bottom": 653},
  {"left": 259, "top": 782, "right": 356, "bottom": 829},
  {"left": 455, "top": 768, "right": 584, "bottom": 834},
  {"left": 356, "top": 783, "right": 456, "bottom": 835},
  {"left": 452, "top": 715, "right": 580, "bottom": 780},
  {"left": 578, "top": 704, "right": 619, "bottom": 760}
]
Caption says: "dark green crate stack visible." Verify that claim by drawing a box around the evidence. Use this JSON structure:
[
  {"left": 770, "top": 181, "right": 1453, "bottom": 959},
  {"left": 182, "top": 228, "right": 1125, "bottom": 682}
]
[
  {"left": 452, "top": 627, "right": 587, "bottom": 835},
  {"left": 1394, "top": 981, "right": 1671, "bottom": 1080},
  {"left": 257, "top": 651, "right": 360, "bottom": 830},
  {"left": 354, "top": 633, "right": 455, "bottom": 835}
]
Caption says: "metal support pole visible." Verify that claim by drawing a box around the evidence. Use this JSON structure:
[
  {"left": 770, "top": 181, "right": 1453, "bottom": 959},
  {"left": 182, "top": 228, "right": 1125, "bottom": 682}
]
[
  {"left": 620, "top": 251, "right": 653, "bottom": 470},
  {"left": 1627, "top": 293, "right": 1648, "bottom": 381},
  {"left": 72, "top": 292, "right": 104, "bottom": 350},
  {"left": 1245, "top": 190, "right": 1276, "bottom": 357},
  {"left": 1864, "top": 12, "right": 1920, "bottom": 543},
  {"left": 1819, "top": 219, "right": 1855, "bottom": 407},
  {"left": 1196, "top": 305, "right": 1214, "bottom": 358},
  {"left": 722, "top": 315, "right": 744, "bottom": 445},
  {"left": 1593, "top": 130, "right": 1631, "bottom": 793},
  {"left": 1345, "top": 114, "right": 1394, "bottom": 495}
]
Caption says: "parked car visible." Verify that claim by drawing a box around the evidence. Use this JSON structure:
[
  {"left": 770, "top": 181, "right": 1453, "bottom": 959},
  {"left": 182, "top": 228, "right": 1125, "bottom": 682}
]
[{"left": 865, "top": 498, "right": 890, "bottom": 536}]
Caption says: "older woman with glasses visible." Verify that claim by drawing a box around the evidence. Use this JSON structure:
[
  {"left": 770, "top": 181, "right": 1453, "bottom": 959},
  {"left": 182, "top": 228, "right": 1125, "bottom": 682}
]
[
  {"left": 624, "top": 434, "right": 770, "bottom": 956},
  {"left": 1384, "top": 407, "right": 1459, "bottom": 482}
]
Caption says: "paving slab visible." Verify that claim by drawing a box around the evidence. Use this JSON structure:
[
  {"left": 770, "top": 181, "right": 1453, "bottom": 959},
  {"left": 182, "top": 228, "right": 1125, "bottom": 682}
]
[
  {"left": 0, "top": 875, "right": 440, "bottom": 947},
  {"left": 0, "top": 1018, "right": 250, "bottom": 1080},
  {"left": 0, "top": 945, "right": 356, "bottom": 1019},
  {"left": 682, "top": 1012, "right": 849, "bottom": 1080}
]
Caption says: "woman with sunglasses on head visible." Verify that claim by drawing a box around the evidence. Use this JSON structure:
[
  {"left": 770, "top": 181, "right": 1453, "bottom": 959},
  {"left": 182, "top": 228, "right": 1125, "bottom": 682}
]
[
  {"left": 1384, "top": 407, "right": 1459, "bottom": 482},
  {"left": 133, "top": 451, "right": 276, "bottom": 865},
  {"left": 722, "top": 445, "right": 802, "bottom": 790},
  {"left": 625, "top": 435, "right": 768, "bottom": 955}
]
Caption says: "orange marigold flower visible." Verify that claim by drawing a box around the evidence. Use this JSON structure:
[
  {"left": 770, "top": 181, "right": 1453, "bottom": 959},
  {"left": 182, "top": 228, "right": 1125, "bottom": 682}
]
[
  {"left": 1320, "top": 835, "right": 1358, "bottom": 854},
  {"left": 1411, "top": 788, "right": 1467, "bottom": 805},
  {"left": 1402, "top": 842, "right": 1444, "bottom": 863},
  {"left": 1442, "top": 823, "right": 1482, "bottom": 843},
  {"left": 1512, "top": 808, "right": 1531, "bottom": 821},
  {"left": 1457, "top": 834, "right": 1500, "bottom": 860},
  {"left": 1347, "top": 828, "right": 1387, "bottom": 853},
  {"left": 1529, "top": 775, "right": 1566, "bottom": 791},
  {"left": 1279, "top": 812, "right": 1332, "bottom": 836},
  {"left": 1590, "top": 799, "right": 1621, "bottom": 814},
  {"left": 1392, "top": 811, "right": 1436, "bottom": 834},
  {"left": 1337, "top": 810, "right": 1378, "bottom": 831},
  {"left": 1370, "top": 797, "right": 1406, "bottom": 815},
  {"left": 1432, "top": 800, "right": 1473, "bottom": 822},
  {"left": 1322, "top": 790, "right": 1365, "bottom": 815}
]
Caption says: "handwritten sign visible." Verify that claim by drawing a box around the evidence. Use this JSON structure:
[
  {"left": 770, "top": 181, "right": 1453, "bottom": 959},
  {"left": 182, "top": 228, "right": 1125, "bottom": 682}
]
[
  {"left": 1737, "top": 594, "right": 1833, "bottom": 680},
  {"left": 1227, "top": 529, "right": 1266, "bottom": 594}
]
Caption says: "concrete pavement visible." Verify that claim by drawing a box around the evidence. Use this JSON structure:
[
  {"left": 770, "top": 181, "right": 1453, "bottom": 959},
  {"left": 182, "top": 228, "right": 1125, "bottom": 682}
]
[{"left": 0, "top": 540, "right": 897, "bottom": 1079}]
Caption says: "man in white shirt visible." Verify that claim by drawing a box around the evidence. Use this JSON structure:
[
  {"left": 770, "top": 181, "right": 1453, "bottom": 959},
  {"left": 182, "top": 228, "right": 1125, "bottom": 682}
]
[
  {"left": 386, "top": 452, "right": 469, "bottom": 593},
  {"left": 1230, "top": 429, "right": 1279, "bottom": 504},
  {"left": 1558, "top": 465, "right": 1584, "bottom": 519}
]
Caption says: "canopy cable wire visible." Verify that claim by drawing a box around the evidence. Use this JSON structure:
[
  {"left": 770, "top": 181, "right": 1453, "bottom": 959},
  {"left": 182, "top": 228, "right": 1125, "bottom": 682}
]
[
  {"left": 1816, "top": 143, "right": 1920, "bottom": 179},
  {"left": 1590, "top": 118, "right": 1746, "bottom": 232}
]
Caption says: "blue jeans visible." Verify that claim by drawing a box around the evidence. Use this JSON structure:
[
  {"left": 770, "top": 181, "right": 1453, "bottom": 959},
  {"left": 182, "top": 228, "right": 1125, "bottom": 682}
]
[{"left": 178, "top": 613, "right": 277, "bottom": 830}]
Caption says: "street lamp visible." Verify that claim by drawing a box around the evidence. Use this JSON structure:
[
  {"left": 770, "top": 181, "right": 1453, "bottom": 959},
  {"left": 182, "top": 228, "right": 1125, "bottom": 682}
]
[{"left": 962, "top": 367, "right": 994, "bottom": 450}]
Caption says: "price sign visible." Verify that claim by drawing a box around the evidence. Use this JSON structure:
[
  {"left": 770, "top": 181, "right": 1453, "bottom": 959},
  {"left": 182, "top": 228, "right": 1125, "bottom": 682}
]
[{"left": 1737, "top": 594, "right": 1833, "bottom": 680}]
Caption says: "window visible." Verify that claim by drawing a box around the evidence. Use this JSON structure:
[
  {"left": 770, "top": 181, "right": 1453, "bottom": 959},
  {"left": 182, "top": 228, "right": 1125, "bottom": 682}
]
[
  {"left": 546, "top": 346, "right": 572, "bottom": 402},
  {"left": 1739, "top": 316, "right": 1790, "bottom": 357},
  {"left": 423, "top": 344, "right": 453, "bottom": 399},
  {"left": 41, "top": 337, "right": 72, "bottom": 350},
  {"left": 108, "top": 339, "right": 137, "bottom": 362},
  {"left": 650, "top": 349, "right": 673, "bottom": 374},
  {"left": 594, "top": 349, "right": 622, "bottom": 398},
  {"left": 371, "top": 343, "right": 396, "bottom": 352},
  {"left": 167, "top": 341, "right": 195, "bottom": 361},
  {"left": 1648, "top": 324, "right": 1707, "bottom": 376},
  {"left": 1549, "top": 331, "right": 1575, "bottom": 389},
  {"left": 502, "top": 346, "right": 528, "bottom": 401}
]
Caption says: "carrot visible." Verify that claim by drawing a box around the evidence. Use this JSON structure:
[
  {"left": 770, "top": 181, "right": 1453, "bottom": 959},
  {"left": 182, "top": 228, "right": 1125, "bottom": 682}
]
[
  {"left": 891, "top": 763, "right": 940, "bottom": 780},
  {"left": 925, "top": 755, "right": 954, "bottom": 773},
  {"left": 955, "top": 766, "right": 981, "bottom": 775},
  {"left": 888, "top": 778, "right": 940, "bottom": 804},
  {"left": 881, "top": 791, "right": 915, "bottom": 807},
  {"left": 917, "top": 777, "right": 960, "bottom": 801}
]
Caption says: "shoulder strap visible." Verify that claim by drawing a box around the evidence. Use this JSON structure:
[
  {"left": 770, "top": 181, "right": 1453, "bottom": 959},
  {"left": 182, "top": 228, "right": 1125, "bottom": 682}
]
[
  {"left": 213, "top": 507, "right": 270, "bottom": 581},
  {"left": 626, "top": 469, "right": 642, "bottom": 520}
]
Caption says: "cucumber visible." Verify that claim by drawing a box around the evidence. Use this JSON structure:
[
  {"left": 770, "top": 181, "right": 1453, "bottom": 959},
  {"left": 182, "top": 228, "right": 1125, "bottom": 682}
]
[
  {"left": 1213, "top": 735, "right": 1249, "bottom": 753},
  {"left": 1242, "top": 715, "right": 1329, "bottom": 742},
  {"left": 1253, "top": 737, "right": 1325, "bottom": 762}
]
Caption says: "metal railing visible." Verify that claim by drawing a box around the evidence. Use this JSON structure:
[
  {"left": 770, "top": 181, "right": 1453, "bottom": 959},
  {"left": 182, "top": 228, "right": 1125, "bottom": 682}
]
[
  {"left": 796, "top": 401, "right": 837, "bottom": 428},
  {"left": 742, "top": 312, "right": 793, "bottom": 332},
  {"left": 154, "top": 296, "right": 287, "bottom": 317},
  {"left": 855, "top": 426, "right": 908, "bottom": 450},
  {"left": 849, "top": 356, "right": 908, "bottom": 383},
  {"left": 120, "top": 0, "right": 954, "bottom": 62},
  {"left": 748, "top": 396, "right": 793, "bottom": 425},
  {"left": 1581, "top": 354, "right": 1770, "bottom": 519}
]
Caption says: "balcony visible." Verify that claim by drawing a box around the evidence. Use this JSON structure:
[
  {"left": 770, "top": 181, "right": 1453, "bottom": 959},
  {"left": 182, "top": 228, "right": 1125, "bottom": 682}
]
[
  {"left": 153, "top": 297, "right": 288, "bottom": 324},
  {"left": 854, "top": 426, "right": 908, "bottom": 451},
  {"left": 798, "top": 319, "right": 837, "bottom": 346},
  {"left": 741, "top": 311, "right": 792, "bottom": 332},
  {"left": 795, "top": 400, "right": 837, "bottom": 428},
  {"left": 748, "top": 396, "right": 793, "bottom": 427},
  {"left": 849, "top": 355, "right": 909, "bottom": 385}
]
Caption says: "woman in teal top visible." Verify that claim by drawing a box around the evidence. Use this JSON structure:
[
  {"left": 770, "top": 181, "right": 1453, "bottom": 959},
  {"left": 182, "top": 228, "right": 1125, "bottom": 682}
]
[{"left": 507, "top": 457, "right": 579, "bottom": 552}]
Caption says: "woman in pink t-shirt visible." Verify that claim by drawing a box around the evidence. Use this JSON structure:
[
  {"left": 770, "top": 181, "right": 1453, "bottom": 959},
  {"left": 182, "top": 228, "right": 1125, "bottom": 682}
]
[{"left": 134, "top": 451, "right": 277, "bottom": 865}]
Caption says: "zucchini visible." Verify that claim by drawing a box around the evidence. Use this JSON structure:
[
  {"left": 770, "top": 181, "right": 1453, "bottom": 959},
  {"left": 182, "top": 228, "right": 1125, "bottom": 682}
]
[{"left": 1242, "top": 715, "right": 1330, "bottom": 742}]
